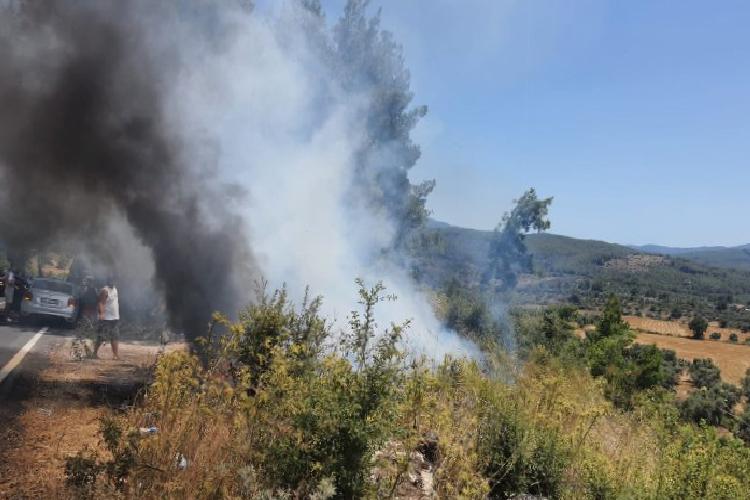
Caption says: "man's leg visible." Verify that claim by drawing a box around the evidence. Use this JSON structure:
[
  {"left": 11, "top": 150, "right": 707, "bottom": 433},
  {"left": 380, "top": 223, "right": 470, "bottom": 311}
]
[
  {"left": 93, "top": 320, "right": 103, "bottom": 358},
  {"left": 111, "top": 321, "right": 120, "bottom": 360},
  {"left": 5, "top": 291, "right": 12, "bottom": 322}
]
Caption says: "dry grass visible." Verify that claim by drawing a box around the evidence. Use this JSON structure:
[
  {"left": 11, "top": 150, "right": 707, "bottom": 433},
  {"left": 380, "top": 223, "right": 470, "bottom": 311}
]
[{"left": 0, "top": 339, "right": 185, "bottom": 497}]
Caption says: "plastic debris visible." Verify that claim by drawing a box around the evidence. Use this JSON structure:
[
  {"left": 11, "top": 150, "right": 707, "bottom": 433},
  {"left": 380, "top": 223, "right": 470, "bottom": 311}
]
[
  {"left": 139, "top": 426, "right": 158, "bottom": 435},
  {"left": 37, "top": 408, "right": 52, "bottom": 417},
  {"left": 176, "top": 453, "right": 188, "bottom": 470}
]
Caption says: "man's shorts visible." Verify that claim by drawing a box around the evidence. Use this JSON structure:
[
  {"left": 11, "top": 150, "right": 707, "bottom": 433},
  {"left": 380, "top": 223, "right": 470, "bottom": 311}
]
[{"left": 97, "top": 320, "right": 120, "bottom": 342}]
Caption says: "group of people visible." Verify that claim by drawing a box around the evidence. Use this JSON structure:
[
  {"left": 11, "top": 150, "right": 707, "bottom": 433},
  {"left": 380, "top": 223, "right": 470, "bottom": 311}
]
[{"left": 3, "top": 266, "right": 121, "bottom": 360}]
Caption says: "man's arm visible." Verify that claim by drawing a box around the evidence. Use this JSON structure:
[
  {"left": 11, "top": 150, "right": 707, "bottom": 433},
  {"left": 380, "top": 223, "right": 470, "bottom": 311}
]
[{"left": 98, "top": 289, "right": 108, "bottom": 319}]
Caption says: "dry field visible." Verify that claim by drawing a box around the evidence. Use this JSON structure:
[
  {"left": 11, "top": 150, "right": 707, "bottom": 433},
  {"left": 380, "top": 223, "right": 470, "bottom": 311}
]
[
  {"left": 634, "top": 332, "right": 750, "bottom": 385},
  {"left": 576, "top": 316, "right": 750, "bottom": 385},
  {"left": 624, "top": 316, "right": 691, "bottom": 337},
  {"left": 0, "top": 339, "right": 185, "bottom": 497},
  {"left": 624, "top": 316, "right": 750, "bottom": 384},
  {"left": 625, "top": 315, "right": 750, "bottom": 341}
]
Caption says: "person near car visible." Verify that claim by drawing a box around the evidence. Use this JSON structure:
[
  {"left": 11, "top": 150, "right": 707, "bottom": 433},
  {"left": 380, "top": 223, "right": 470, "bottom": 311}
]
[
  {"left": 12, "top": 271, "right": 26, "bottom": 315},
  {"left": 94, "top": 277, "right": 120, "bottom": 360},
  {"left": 79, "top": 277, "right": 98, "bottom": 323},
  {"left": 4, "top": 268, "right": 14, "bottom": 322}
]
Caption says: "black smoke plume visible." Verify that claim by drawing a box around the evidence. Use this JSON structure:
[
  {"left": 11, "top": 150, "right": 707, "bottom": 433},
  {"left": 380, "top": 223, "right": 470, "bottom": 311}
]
[{"left": 0, "top": 1, "right": 254, "bottom": 339}]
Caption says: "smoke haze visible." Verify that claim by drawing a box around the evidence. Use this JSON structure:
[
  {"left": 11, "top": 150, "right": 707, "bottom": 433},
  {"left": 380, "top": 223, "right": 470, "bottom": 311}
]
[{"left": 0, "top": 0, "right": 476, "bottom": 358}]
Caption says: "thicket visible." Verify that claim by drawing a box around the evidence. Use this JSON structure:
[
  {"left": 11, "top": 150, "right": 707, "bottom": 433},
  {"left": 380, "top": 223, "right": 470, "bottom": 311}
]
[
  {"left": 678, "top": 359, "right": 748, "bottom": 430},
  {"left": 579, "top": 295, "right": 679, "bottom": 409},
  {"left": 688, "top": 358, "right": 722, "bottom": 388},
  {"left": 66, "top": 282, "right": 750, "bottom": 499},
  {"left": 680, "top": 383, "right": 740, "bottom": 427}
]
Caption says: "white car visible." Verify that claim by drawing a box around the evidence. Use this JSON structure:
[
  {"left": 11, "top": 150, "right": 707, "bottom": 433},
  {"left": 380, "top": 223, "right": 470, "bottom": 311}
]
[{"left": 20, "top": 278, "right": 79, "bottom": 325}]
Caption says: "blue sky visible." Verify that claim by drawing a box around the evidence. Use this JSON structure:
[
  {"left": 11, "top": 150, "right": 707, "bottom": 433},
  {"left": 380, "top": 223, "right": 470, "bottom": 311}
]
[{"left": 303, "top": 1, "right": 750, "bottom": 247}]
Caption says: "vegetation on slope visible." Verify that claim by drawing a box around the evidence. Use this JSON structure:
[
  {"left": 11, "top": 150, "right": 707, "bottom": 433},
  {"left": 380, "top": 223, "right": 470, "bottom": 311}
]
[
  {"left": 65, "top": 283, "right": 750, "bottom": 499},
  {"left": 411, "top": 225, "right": 750, "bottom": 330},
  {"left": 634, "top": 244, "right": 750, "bottom": 271}
]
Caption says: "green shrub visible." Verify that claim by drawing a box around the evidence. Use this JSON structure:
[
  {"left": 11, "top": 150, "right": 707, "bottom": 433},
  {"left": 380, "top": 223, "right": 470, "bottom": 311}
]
[
  {"left": 690, "top": 316, "right": 709, "bottom": 340},
  {"left": 740, "top": 368, "right": 750, "bottom": 400},
  {"left": 226, "top": 284, "right": 329, "bottom": 386},
  {"left": 477, "top": 400, "right": 568, "bottom": 498},
  {"left": 688, "top": 358, "right": 722, "bottom": 388},
  {"left": 440, "top": 278, "right": 495, "bottom": 342},
  {"left": 513, "top": 306, "right": 577, "bottom": 358},
  {"left": 729, "top": 333, "right": 738, "bottom": 343},
  {"left": 709, "top": 331, "right": 721, "bottom": 341},
  {"left": 680, "top": 383, "right": 740, "bottom": 426},
  {"left": 655, "top": 348, "right": 682, "bottom": 390},
  {"left": 255, "top": 280, "right": 406, "bottom": 498},
  {"left": 586, "top": 333, "right": 675, "bottom": 408},
  {"left": 735, "top": 410, "right": 750, "bottom": 445},
  {"left": 657, "top": 425, "right": 750, "bottom": 499}
]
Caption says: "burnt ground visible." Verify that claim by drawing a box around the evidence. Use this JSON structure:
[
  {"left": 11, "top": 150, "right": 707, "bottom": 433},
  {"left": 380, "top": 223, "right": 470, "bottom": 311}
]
[{"left": 0, "top": 334, "right": 177, "bottom": 498}]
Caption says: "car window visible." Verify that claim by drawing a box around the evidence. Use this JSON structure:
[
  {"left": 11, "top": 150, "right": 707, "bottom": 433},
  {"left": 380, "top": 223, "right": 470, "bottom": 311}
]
[{"left": 33, "top": 280, "right": 73, "bottom": 294}]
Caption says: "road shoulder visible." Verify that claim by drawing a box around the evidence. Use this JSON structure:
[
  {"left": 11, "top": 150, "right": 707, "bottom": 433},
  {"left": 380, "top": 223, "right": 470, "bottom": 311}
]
[{"left": 0, "top": 339, "right": 180, "bottom": 497}]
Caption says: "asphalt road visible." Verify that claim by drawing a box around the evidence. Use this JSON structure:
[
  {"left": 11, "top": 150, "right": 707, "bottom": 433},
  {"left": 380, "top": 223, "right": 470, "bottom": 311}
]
[
  {"left": 0, "top": 323, "right": 64, "bottom": 392},
  {"left": 0, "top": 325, "right": 43, "bottom": 368}
]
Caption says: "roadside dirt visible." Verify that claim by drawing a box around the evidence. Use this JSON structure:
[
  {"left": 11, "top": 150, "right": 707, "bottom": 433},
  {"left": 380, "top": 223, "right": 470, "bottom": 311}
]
[{"left": 0, "top": 339, "right": 184, "bottom": 498}]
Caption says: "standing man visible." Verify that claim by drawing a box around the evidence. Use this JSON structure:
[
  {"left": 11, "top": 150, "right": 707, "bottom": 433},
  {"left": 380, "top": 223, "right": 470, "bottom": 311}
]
[{"left": 94, "top": 276, "right": 120, "bottom": 360}]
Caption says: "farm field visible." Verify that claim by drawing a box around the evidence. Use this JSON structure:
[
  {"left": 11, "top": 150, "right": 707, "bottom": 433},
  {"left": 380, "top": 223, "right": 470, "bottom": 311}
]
[
  {"left": 634, "top": 332, "right": 750, "bottom": 385},
  {"left": 624, "top": 316, "right": 690, "bottom": 337},
  {"left": 625, "top": 315, "right": 750, "bottom": 342}
]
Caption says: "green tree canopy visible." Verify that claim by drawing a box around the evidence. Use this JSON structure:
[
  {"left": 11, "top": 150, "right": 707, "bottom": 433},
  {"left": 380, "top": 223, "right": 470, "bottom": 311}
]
[
  {"left": 485, "top": 188, "right": 552, "bottom": 291},
  {"left": 689, "top": 316, "right": 709, "bottom": 340}
]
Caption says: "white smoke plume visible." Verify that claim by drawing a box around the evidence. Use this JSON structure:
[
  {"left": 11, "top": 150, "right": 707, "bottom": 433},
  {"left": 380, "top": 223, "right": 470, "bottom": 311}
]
[{"left": 169, "top": 2, "right": 477, "bottom": 358}]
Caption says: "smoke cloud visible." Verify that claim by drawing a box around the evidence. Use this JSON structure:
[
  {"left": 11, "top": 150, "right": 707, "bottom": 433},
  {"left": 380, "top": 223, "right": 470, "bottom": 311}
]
[
  {"left": 0, "top": 0, "right": 476, "bottom": 358},
  {"left": 0, "top": 1, "right": 253, "bottom": 339}
]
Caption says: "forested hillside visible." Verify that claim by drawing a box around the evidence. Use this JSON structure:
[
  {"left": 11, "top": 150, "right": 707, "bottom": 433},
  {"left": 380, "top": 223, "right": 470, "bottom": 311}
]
[
  {"left": 411, "top": 223, "right": 750, "bottom": 329},
  {"left": 668, "top": 246, "right": 750, "bottom": 271},
  {"left": 633, "top": 244, "right": 750, "bottom": 271}
]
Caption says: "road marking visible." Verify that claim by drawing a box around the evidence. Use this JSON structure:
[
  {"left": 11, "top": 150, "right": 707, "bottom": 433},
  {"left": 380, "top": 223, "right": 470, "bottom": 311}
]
[{"left": 0, "top": 327, "right": 47, "bottom": 385}]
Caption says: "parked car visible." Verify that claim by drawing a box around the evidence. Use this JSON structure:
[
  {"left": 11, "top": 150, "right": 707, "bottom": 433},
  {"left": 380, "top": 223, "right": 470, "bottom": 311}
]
[{"left": 21, "top": 277, "right": 79, "bottom": 325}]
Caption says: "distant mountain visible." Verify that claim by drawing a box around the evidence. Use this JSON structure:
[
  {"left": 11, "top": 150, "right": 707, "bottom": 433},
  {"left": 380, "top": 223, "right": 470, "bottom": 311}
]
[
  {"left": 631, "top": 244, "right": 729, "bottom": 255},
  {"left": 424, "top": 218, "right": 453, "bottom": 229},
  {"left": 419, "top": 221, "right": 750, "bottom": 279},
  {"left": 632, "top": 243, "right": 750, "bottom": 271},
  {"left": 410, "top": 222, "right": 750, "bottom": 323}
]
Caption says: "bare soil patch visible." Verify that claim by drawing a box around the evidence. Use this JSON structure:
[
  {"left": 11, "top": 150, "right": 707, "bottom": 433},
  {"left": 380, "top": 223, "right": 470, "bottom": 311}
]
[{"left": 0, "top": 339, "right": 185, "bottom": 498}]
